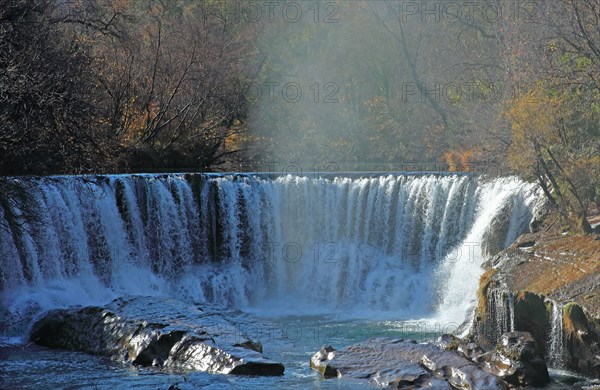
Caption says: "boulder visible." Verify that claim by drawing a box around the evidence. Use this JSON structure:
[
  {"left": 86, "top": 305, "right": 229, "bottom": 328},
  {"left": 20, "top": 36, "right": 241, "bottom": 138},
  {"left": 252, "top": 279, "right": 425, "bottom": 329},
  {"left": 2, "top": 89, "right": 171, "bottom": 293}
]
[
  {"left": 310, "top": 338, "right": 508, "bottom": 389},
  {"left": 476, "top": 331, "right": 550, "bottom": 387},
  {"left": 435, "top": 334, "right": 485, "bottom": 361},
  {"left": 497, "top": 331, "right": 538, "bottom": 361},
  {"left": 563, "top": 302, "right": 600, "bottom": 377},
  {"left": 29, "top": 296, "right": 284, "bottom": 376},
  {"left": 513, "top": 291, "right": 550, "bottom": 354},
  {"left": 472, "top": 231, "right": 600, "bottom": 380}
]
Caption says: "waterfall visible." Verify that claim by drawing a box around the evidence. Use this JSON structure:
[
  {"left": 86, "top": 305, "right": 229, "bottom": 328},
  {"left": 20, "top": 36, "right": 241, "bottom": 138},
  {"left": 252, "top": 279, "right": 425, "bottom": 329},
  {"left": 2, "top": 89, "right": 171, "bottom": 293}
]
[
  {"left": 0, "top": 173, "right": 541, "bottom": 335},
  {"left": 482, "top": 288, "right": 515, "bottom": 341},
  {"left": 549, "top": 301, "right": 566, "bottom": 368}
]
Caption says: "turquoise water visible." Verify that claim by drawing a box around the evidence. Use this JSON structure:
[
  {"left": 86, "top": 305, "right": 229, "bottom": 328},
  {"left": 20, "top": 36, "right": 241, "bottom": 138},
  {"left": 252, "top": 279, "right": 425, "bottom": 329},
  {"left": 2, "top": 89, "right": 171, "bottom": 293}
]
[
  {"left": 0, "top": 174, "right": 590, "bottom": 388},
  {"left": 0, "top": 314, "right": 591, "bottom": 389},
  {"left": 0, "top": 315, "right": 431, "bottom": 389}
]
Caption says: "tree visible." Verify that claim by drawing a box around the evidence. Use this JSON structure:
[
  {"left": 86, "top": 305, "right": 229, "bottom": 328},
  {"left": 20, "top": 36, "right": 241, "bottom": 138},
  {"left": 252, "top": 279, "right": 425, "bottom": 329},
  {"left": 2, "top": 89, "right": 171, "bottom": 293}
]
[
  {"left": 0, "top": 0, "right": 106, "bottom": 175},
  {"left": 0, "top": 0, "right": 260, "bottom": 174},
  {"left": 85, "top": 0, "right": 258, "bottom": 171}
]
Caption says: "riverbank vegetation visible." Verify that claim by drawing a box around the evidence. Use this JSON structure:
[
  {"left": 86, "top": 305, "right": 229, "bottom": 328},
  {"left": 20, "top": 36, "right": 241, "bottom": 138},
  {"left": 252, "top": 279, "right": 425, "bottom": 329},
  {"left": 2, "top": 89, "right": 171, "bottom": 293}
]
[{"left": 1, "top": 0, "right": 598, "bottom": 232}]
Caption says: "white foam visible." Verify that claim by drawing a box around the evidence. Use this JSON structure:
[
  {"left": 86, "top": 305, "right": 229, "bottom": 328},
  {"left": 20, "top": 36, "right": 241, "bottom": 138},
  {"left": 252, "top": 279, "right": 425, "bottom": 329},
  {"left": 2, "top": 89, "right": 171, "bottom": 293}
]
[{"left": 0, "top": 173, "right": 542, "bottom": 337}]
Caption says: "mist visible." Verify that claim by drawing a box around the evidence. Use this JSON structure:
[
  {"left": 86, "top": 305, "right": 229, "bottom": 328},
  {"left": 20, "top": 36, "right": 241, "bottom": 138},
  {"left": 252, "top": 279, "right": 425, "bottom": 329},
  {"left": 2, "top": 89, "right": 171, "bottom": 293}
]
[{"left": 245, "top": 0, "right": 536, "bottom": 172}]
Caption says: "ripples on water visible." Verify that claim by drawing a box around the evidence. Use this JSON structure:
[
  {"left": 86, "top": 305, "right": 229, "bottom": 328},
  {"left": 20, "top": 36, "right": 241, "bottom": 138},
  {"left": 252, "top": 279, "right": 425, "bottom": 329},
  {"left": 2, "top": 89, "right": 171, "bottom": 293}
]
[
  {"left": 2, "top": 174, "right": 586, "bottom": 388},
  {"left": 1, "top": 315, "right": 591, "bottom": 389}
]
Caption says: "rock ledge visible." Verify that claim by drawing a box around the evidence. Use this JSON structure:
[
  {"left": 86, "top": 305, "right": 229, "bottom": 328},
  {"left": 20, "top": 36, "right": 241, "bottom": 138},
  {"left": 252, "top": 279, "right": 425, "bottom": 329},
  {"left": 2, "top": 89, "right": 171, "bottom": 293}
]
[{"left": 30, "top": 296, "right": 284, "bottom": 376}]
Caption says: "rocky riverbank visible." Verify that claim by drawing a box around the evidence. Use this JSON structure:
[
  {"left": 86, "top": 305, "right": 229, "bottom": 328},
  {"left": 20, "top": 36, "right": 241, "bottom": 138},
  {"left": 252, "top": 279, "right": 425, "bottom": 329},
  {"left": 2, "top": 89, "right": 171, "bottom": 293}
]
[
  {"left": 471, "top": 230, "right": 600, "bottom": 378},
  {"left": 310, "top": 332, "right": 551, "bottom": 389},
  {"left": 309, "top": 210, "right": 600, "bottom": 387},
  {"left": 29, "top": 296, "right": 284, "bottom": 376}
]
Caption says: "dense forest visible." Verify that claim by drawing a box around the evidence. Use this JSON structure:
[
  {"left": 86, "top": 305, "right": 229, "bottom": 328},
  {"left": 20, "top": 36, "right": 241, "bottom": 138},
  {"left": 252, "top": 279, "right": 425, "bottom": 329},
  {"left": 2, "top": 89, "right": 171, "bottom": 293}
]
[{"left": 0, "top": 0, "right": 599, "bottom": 232}]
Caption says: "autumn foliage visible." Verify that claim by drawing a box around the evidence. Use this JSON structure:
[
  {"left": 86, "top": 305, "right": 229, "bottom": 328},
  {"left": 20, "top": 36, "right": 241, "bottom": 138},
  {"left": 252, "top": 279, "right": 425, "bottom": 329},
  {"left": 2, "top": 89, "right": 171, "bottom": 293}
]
[{"left": 0, "top": 0, "right": 258, "bottom": 174}]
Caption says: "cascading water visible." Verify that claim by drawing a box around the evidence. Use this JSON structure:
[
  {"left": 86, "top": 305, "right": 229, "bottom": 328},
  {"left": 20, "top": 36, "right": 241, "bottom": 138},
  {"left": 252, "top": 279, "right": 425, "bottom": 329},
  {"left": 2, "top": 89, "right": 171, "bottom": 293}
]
[
  {"left": 549, "top": 301, "right": 566, "bottom": 368},
  {"left": 0, "top": 173, "right": 542, "bottom": 337},
  {"left": 481, "top": 288, "right": 516, "bottom": 341}
]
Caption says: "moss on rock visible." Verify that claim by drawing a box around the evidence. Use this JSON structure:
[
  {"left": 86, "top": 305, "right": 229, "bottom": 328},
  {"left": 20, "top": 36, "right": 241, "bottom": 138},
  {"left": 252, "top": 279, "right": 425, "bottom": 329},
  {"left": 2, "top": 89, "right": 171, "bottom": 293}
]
[
  {"left": 477, "top": 269, "right": 498, "bottom": 317},
  {"left": 563, "top": 302, "right": 588, "bottom": 337},
  {"left": 561, "top": 302, "right": 600, "bottom": 377}
]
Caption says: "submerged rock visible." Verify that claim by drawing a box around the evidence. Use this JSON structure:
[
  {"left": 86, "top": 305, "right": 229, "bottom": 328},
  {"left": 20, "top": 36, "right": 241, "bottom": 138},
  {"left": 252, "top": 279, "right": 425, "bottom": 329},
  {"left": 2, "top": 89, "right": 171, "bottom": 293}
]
[
  {"left": 29, "top": 296, "right": 284, "bottom": 376},
  {"left": 310, "top": 338, "right": 509, "bottom": 389}
]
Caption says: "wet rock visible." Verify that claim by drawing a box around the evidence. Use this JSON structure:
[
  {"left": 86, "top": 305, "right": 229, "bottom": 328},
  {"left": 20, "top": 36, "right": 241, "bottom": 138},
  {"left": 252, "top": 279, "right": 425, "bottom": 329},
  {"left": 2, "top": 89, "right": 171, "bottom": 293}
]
[
  {"left": 310, "top": 338, "right": 508, "bottom": 389},
  {"left": 435, "top": 334, "right": 485, "bottom": 361},
  {"left": 459, "top": 342, "right": 486, "bottom": 361},
  {"left": 434, "top": 334, "right": 461, "bottom": 350},
  {"left": 472, "top": 230, "right": 600, "bottom": 380},
  {"left": 497, "top": 331, "right": 538, "bottom": 361},
  {"left": 29, "top": 296, "right": 284, "bottom": 376},
  {"left": 481, "top": 202, "right": 512, "bottom": 258},
  {"left": 513, "top": 291, "right": 550, "bottom": 354},
  {"left": 563, "top": 302, "right": 600, "bottom": 378},
  {"left": 476, "top": 331, "right": 550, "bottom": 387}
]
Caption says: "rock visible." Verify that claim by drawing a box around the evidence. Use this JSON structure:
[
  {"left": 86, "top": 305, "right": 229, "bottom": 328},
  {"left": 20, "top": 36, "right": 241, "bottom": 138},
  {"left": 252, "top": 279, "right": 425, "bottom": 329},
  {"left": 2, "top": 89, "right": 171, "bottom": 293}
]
[
  {"left": 29, "top": 296, "right": 284, "bottom": 376},
  {"left": 472, "top": 229, "right": 600, "bottom": 379},
  {"left": 310, "top": 346, "right": 338, "bottom": 378},
  {"left": 497, "top": 331, "right": 538, "bottom": 361},
  {"left": 435, "top": 334, "right": 485, "bottom": 361},
  {"left": 563, "top": 302, "right": 600, "bottom": 377},
  {"left": 476, "top": 331, "right": 550, "bottom": 387},
  {"left": 434, "top": 334, "right": 461, "bottom": 351},
  {"left": 529, "top": 199, "right": 550, "bottom": 233},
  {"left": 517, "top": 240, "right": 535, "bottom": 248},
  {"left": 513, "top": 292, "right": 550, "bottom": 354},
  {"left": 471, "top": 281, "right": 550, "bottom": 353},
  {"left": 310, "top": 338, "right": 508, "bottom": 389},
  {"left": 481, "top": 202, "right": 512, "bottom": 258},
  {"left": 459, "top": 342, "right": 486, "bottom": 361}
]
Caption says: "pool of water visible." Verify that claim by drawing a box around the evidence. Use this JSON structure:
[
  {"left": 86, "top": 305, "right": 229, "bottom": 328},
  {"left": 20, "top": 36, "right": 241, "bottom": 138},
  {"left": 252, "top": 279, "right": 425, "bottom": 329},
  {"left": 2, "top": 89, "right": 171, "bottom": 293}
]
[{"left": 0, "top": 314, "right": 593, "bottom": 389}]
